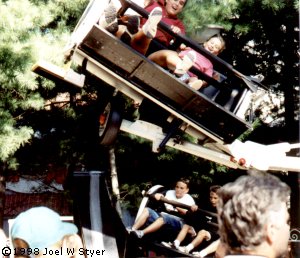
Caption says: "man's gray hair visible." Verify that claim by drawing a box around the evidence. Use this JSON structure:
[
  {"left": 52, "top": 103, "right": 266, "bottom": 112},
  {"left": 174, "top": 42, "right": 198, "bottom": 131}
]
[{"left": 217, "top": 172, "right": 290, "bottom": 252}]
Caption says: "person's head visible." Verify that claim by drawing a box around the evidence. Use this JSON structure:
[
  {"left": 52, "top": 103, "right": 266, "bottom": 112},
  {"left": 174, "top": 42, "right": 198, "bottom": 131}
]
[
  {"left": 217, "top": 172, "right": 290, "bottom": 258},
  {"left": 203, "top": 34, "right": 225, "bottom": 55},
  {"left": 209, "top": 185, "right": 221, "bottom": 207},
  {"left": 165, "top": 0, "right": 187, "bottom": 18},
  {"left": 174, "top": 177, "right": 190, "bottom": 198},
  {"left": 11, "top": 206, "right": 79, "bottom": 257}
]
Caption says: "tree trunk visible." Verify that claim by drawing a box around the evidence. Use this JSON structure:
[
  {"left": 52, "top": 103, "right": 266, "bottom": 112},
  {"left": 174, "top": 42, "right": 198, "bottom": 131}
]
[
  {"left": 109, "top": 147, "right": 122, "bottom": 218},
  {"left": 0, "top": 174, "right": 5, "bottom": 228}
]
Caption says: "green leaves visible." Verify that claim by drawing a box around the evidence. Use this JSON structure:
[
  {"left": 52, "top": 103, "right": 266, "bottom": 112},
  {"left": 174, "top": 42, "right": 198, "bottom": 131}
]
[
  {"left": 0, "top": 0, "right": 88, "bottom": 164},
  {"left": 0, "top": 125, "right": 33, "bottom": 161},
  {"left": 182, "top": 0, "right": 238, "bottom": 36}
]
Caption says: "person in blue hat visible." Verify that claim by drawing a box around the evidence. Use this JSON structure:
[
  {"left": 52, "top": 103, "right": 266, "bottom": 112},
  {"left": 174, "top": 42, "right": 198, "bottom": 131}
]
[{"left": 11, "top": 206, "right": 83, "bottom": 258}]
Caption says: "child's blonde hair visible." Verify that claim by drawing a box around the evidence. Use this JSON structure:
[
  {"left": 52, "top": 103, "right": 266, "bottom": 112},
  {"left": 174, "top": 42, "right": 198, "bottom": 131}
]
[{"left": 209, "top": 34, "right": 226, "bottom": 53}]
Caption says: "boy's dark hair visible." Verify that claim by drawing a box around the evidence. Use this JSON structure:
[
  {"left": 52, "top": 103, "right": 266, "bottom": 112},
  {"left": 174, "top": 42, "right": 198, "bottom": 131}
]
[
  {"left": 210, "top": 185, "right": 221, "bottom": 193},
  {"left": 178, "top": 177, "right": 190, "bottom": 188}
]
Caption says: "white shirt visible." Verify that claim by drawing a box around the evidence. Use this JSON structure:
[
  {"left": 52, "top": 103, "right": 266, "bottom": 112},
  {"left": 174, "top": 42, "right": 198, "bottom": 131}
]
[{"left": 164, "top": 190, "right": 195, "bottom": 211}]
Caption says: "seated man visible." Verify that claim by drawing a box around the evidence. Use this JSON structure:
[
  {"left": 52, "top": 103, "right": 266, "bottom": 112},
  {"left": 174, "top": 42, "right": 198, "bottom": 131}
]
[
  {"left": 100, "top": 0, "right": 188, "bottom": 55},
  {"left": 162, "top": 185, "right": 221, "bottom": 254},
  {"left": 127, "top": 178, "right": 197, "bottom": 239}
]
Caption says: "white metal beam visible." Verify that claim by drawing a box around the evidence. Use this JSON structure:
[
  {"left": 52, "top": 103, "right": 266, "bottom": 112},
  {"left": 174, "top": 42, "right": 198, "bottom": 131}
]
[
  {"left": 120, "top": 119, "right": 242, "bottom": 169},
  {"left": 120, "top": 119, "right": 300, "bottom": 173}
]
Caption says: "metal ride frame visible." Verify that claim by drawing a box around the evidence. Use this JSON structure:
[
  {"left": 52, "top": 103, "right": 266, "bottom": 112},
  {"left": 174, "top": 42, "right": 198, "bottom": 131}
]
[
  {"left": 32, "top": 0, "right": 300, "bottom": 173},
  {"left": 31, "top": 0, "right": 300, "bottom": 257}
]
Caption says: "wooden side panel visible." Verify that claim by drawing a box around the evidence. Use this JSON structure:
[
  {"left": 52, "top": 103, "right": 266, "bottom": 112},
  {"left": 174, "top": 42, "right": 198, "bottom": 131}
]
[
  {"left": 132, "top": 61, "right": 196, "bottom": 106},
  {"left": 80, "top": 25, "right": 144, "bottom": 73},
  {"left": 180, "top": 95, "right": 251, "bottom": 142},
  {"left": 79, "top": 25, "right": 251, "bottom": 142}
]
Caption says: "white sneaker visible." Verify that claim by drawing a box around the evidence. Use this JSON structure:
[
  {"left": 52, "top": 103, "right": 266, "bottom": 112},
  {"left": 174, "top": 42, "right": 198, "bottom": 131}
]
[
  {"left": 177, "top": 246, "right": 189, "bottom": 254},
  {"left": 174, "top": 51, "right": 197, "bottom": 76},
  {"left": 132, "top": 229, "right": 144, "bottom": 238},
  {"left": 99, "top": 3, "right": 118, "bottom": 34},
  {"left": 142, "top": 7, "right": 162, "bottom": 39},
  {"left": 192, "top": 251, "right": 204, "bottom": 257},
  {"left": 126, "top": 226, "right": 133, "bottom": 233}
]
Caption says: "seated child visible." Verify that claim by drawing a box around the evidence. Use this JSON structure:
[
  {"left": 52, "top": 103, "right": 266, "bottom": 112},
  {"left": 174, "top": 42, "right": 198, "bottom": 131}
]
[
  {"left": 148, "top": 35, "right": 226, "bottom": 90},
  {"left": 162, "top": 185, "right": 221, "bottom": 255},
  {"left": 127, "top": 178, "right": 197, "bottom": 239}
]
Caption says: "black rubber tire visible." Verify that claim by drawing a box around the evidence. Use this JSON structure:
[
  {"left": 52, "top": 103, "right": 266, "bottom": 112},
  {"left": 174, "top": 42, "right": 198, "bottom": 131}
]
[{"left": 98, "top": 100, "right": 122, "bottom": 146}]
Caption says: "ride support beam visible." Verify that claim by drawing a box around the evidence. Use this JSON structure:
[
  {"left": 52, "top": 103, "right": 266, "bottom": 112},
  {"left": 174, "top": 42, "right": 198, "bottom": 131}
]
[
  {"left": 120, "top": 119, "right": 241, "bottom": 169},
  {"left": 71, "top": 171, "right": 127, "bottom": 258}
]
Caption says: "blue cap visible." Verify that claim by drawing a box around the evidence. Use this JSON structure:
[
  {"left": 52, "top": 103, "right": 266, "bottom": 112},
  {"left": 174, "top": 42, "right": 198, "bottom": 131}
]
[{"left": 11, "top": 206, "right": 78, "bottom": 250}]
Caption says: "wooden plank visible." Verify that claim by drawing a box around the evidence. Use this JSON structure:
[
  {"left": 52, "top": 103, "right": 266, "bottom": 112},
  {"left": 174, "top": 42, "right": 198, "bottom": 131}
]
[
  {"left": 32, "top": 60, "right": 85, "bottom": 88},
  {"left": 178, "top": 94, "right": 251, "bottom": 143},
  {"left": 80, "top": 25, "right": 144, "bottom": 74},
  {"left": 132, "top": 61, "right": 196, "bottom": 106}
]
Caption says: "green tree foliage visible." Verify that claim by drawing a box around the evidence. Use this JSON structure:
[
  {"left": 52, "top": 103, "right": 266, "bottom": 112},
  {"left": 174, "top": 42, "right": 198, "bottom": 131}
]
[
  {"left": 0, "top": 0, "right": 89, "bottom": 168},
  {"left": 1, "top": 0, "right": 298, "bottom": 180}
]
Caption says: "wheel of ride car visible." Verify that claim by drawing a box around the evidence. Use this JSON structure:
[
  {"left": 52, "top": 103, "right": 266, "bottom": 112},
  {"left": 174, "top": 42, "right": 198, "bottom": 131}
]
[{"left": 98, "top": 100, "right": 122, "bottom": 146}]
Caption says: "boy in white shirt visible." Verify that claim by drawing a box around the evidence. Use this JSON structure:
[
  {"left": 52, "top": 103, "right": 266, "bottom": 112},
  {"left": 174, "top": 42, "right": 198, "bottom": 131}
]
[{"left": 128, "top": 178, "right": 197, "bottom": 238}]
